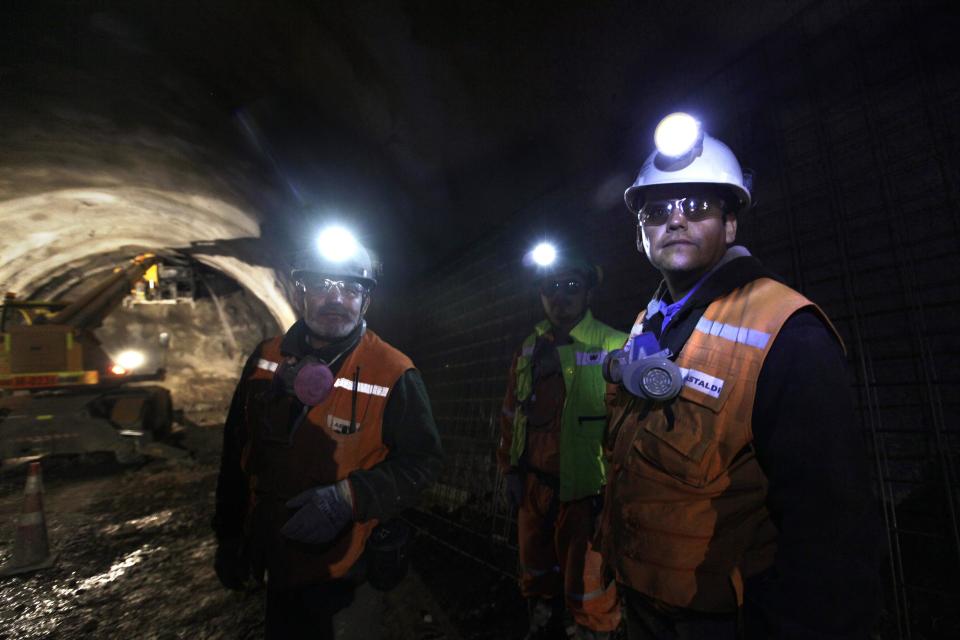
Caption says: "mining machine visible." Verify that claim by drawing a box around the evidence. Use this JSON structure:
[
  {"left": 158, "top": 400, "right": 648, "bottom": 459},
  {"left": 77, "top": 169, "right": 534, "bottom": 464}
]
[{"left": 0, "top": 255, "right": 179, "bottom": 464}]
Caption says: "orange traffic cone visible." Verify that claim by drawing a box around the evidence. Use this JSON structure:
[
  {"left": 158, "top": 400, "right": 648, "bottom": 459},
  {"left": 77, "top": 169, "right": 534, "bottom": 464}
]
[{"left": 0, "top": 461, "right": 57, "bottom": 576}]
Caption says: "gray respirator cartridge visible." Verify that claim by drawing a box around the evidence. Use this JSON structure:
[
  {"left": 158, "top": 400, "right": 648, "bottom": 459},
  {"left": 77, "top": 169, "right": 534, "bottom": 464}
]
[{"left": 602, "top": 332, "right": 683, "bottom": 401}]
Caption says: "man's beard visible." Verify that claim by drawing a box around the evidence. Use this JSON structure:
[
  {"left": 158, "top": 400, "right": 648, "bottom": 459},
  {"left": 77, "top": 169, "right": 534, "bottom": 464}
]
[
  {"left": 302, "top": 301, "right": 358, "bottom": 338},
  {"left": 305, "top": 316, "right": 359, "bottom": 340}
]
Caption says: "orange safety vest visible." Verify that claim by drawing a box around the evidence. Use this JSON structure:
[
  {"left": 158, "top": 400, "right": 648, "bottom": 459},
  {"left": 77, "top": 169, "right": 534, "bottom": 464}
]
[
  {"left": 240, "top": 329, "right": 413, "bottom": 590},
  {"left": 603, "top": 277, "right": 841, "bottom": 612}
]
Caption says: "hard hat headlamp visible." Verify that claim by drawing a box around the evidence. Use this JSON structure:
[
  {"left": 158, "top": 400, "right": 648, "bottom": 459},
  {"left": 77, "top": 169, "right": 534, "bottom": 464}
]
[
  {"left": 291, "top": 224, "right": 378, "bottom": 290},
  {"left": 530, "top": 242, "right": 557, "bottom": 267},
  {"left": 624, "top": 112, "right": 751, "bottom": 215},
  {"left": 316, "top": 226, "right": 359, "bottom": 263},
  {"left": 654, "top": 113, "right": 703, "bottom": 158},
  {"left": 523, "top": 240, "right": 601, "bottom": 288}
]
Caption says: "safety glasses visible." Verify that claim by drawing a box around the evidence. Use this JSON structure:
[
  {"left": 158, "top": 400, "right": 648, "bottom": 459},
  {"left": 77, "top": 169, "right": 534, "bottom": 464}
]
[
  {"left": 638, "top": 197, "right": 727, "bottom": 226},
  {"left": 297, "top": 278, "right": 367, "bottom": 300}
]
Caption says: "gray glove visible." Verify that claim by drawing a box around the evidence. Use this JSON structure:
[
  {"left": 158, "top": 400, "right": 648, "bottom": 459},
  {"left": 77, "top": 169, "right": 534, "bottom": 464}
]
[
  {"left": 281, "top": 479, "right": 354, "bottom": 544},
  {"left": 505, "top": 470, "right": 525, "bottom": 509}
]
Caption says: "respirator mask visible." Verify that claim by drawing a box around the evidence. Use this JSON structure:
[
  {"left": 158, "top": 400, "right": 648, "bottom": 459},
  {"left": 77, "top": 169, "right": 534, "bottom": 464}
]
[
  {"left": 274, "top": 355, "right": 335, "bottom": 406},
  {"left": 274, "top": 319, "right": 366, "bottom": 406},
  {"left": 602, "top": 332, "right": 683, "bottom": 401}
]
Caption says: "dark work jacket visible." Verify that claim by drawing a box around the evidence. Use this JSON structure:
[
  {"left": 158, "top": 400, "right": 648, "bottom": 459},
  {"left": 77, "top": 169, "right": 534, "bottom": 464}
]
[
  {"left": 643, "top": 254, "right": 882, "bottom": 639},
  {"left": 213, "top": 320, "right": 443, "bottom": 541}
]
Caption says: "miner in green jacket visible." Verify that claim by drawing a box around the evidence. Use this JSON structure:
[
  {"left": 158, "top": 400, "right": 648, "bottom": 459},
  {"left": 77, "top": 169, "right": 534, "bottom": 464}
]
[{"left": 498, "top": 244, "right": 627, "bottom": 640}]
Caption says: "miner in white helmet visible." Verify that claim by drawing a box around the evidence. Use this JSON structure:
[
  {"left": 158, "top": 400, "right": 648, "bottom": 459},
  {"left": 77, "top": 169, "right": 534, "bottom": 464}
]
[
  {"left": 213, "top": 226, "right": 443, "bottom": 639},
  {"left": 600, "top": 114, "right": 880, "bottom": 638}
]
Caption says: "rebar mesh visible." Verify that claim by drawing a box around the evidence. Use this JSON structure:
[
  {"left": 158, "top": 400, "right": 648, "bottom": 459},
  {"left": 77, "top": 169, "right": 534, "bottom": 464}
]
[{"left": 405, "top": 1, "right": 959, "bottom": 635}]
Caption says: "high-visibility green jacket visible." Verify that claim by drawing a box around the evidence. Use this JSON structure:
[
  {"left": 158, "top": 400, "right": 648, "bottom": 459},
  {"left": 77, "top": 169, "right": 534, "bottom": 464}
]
[{"left": 509, "top": 310, "right": 627, "bottom": 501}]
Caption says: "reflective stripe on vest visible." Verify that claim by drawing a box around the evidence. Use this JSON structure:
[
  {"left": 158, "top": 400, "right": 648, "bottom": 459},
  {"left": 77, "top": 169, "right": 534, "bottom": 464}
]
[
  {"left": 575, "top": 350, "right": 607, "bottom": 366},
  {"left": 257, "top": 358, "right": 278, "bottom": 372},
  {"left": 695, "top": 316, "right": 771, "bottom": 349},
  {"left": 332, "top": 377, "right": 389, "bottom": 397}
]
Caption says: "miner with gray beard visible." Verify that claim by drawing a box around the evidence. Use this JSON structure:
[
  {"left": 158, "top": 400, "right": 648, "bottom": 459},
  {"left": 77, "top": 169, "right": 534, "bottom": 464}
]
[{"left": 212, "top": 229, "right": 443, "bottom": 640}]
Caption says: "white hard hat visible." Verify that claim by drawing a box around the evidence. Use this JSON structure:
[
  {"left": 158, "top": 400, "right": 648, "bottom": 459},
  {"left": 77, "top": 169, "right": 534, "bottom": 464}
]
[
  {"left": 624, "top": 118, "right": 752, "bottom": 214},
  {"left": 290, "top": 244, "right": 378, "bottom": 290}
]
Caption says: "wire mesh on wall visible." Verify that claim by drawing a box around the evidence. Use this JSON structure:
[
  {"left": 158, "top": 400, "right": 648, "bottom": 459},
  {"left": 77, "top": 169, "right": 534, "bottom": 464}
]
[{"left": 405, "top": 0, "right": 959, "bottom": 636}]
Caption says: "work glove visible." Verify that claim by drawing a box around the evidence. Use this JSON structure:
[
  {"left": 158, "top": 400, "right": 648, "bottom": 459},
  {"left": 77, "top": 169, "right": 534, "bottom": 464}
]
[
  {"left": 505, "top": 470, "right": 525, "bottom": 509},
  {"left": 214, "top": 537, "right": 249, "bottom": 590},
  {"left": 281, "top": 479, "right": 354, "bottom": 544}
]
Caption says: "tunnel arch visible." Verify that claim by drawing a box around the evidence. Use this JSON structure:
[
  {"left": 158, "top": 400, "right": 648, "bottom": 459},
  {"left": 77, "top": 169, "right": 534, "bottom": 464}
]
[{"left": 0, "top": 187, "right": 295, "bottom": 331}]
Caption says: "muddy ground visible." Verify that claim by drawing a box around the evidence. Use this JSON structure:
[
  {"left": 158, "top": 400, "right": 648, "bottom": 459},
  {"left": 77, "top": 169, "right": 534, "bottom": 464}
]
[{"left": 0, "top": 422, "right": 527, "bottom": 640}]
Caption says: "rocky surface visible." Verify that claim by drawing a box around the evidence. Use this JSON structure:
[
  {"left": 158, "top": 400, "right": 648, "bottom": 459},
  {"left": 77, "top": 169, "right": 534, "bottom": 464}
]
[
  {"left": 0, "top": 271, "right": 530, "bottom": 639},
  {"left": 0, "top": 416, "right": 530, "bottom": 640}
]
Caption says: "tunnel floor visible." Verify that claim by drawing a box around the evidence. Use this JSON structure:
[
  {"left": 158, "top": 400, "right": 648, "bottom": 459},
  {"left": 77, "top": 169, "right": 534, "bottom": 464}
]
[{"left": 0, "top": 422, "right": 525, "bottom": 640}]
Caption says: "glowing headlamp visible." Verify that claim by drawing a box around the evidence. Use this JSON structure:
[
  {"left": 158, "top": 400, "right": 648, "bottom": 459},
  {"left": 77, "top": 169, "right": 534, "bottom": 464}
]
[
  {"left": 530, "top": 242, "right": 557, "bottom": 267},
  {"left": 654, "top": 112, "right": 702, "bottom": 157},
  {"left": 316, "top": 226, "right": 359, "bottom": 263}
]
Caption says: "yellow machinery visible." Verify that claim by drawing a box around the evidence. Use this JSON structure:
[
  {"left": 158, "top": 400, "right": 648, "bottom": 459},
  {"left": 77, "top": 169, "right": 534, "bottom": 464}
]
[{"left": 0, "top": 255, "right": 175, "bottom": 463}]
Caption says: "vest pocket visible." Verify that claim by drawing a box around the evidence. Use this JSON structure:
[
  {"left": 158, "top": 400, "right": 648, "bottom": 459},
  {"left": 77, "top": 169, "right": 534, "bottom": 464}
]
[
  {"left": 575, "top": 415, "right": 607, "bottom": 442},
  {"left": 633, "top": 379, "right": 735, "bottom": 489}
]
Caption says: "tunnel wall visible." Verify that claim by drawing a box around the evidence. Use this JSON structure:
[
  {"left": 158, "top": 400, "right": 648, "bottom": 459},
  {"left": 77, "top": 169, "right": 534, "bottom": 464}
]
[
  {"left": 404, "top": 1, "right": 959, "bottom": 636},
  {"left": 0, "top": 59, "right": 297, "bottom": 331}
]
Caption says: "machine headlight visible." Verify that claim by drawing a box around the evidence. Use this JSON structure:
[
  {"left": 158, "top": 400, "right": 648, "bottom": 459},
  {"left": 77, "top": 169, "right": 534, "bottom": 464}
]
[{"left": 115, "top": 350, "right": 145, "bottom": 371}]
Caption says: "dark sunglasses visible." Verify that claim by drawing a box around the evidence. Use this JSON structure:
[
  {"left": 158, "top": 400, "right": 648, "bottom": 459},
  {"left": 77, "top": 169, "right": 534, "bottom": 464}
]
[
  {"left": 540, "top": 279, "right": 583, "bottom": 296},
  {"left": 638, "top": 197, "right": 727, "bottom": 226}
]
